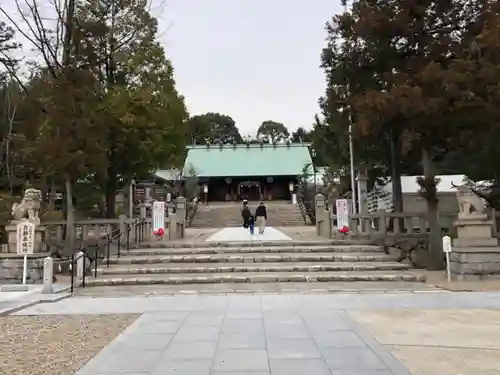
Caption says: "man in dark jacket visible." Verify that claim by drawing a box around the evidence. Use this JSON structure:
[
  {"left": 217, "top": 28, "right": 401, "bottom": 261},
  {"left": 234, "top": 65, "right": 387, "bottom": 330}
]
[
  {"left": 254, "top": 202, "right": 267, "bottom": 234},
  {"left": 241, "top": 200, "right": 251, "bottom": 228}
]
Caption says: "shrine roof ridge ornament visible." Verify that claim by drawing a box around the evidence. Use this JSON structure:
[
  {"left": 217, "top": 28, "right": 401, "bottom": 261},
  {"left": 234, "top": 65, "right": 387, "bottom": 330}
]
[{"left": 186, "top": 142, "right": 312, "bottom": 150}]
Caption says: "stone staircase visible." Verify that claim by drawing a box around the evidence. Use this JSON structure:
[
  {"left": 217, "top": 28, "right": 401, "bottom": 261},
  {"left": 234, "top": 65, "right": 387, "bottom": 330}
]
[
  {"left": 85, "top": 239, "right": 425, "bottom": 287},
  {"left": 190, "top": 201, "right": 307, "bottom": 228}
]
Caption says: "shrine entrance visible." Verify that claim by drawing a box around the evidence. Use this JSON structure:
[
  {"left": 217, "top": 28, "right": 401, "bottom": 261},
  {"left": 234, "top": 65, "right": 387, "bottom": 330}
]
[{"left": 239, "top": 181, "right": 262, "bottom": 201}]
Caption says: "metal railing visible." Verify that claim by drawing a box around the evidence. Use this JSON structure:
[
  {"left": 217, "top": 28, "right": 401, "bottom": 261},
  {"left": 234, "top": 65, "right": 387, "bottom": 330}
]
[{"left": 70, "top": 218, "right": 148, "bottom": 292}]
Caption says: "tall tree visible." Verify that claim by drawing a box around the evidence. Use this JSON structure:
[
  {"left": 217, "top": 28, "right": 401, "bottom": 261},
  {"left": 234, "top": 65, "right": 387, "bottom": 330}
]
[
  {"left": 185, "top": 112, "right": 242, "bottom": 145},
  {"left": 1, "top": 0, "right": 99, "bottom": 249},
  {"left": 0, "top": 21, "right": 18, "bottom": 80},
  {"left": 257, "top": 120, "right": 289, "bottom": 143},
  {"left": 74, "top": 0, "right": 188, "bottom": 217},
  {"left": 290, "top": 126, "right": 312, "bottom": 143},
  {"left": 325, "top": 0, "right": 499, "bottom": 268}
]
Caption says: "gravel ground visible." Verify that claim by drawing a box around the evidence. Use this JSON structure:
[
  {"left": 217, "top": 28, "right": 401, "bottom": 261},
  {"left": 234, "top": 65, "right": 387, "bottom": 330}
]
[{"left": 0, "top": 314, "right": 139, "bottom": 375}]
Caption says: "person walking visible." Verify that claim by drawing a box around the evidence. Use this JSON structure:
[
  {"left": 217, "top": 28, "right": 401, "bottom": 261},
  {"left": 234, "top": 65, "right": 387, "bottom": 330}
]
[
  {"left": 241, "top": 200, "right": 251, "bottom": 228},
  {"left": 254, "top": 202, "right": 267, "bottom": 234}
]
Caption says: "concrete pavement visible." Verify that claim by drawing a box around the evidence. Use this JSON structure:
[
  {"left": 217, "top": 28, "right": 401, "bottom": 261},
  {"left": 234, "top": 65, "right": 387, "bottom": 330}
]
[{"left": 14, "top": 291, "right": 500, "bottom": 374}]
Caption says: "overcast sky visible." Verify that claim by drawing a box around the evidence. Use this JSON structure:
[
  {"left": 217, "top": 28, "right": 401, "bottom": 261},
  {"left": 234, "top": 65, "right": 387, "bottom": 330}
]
[
  {"left": 159, "top": 0, "right": 342, "bottom": 136},
  {"left": 3, "top": 0, "right": 343, "bottom": 136}
]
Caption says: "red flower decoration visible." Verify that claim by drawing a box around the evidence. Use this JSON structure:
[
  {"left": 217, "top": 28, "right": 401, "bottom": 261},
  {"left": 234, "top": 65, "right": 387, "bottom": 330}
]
[
  {"left": 338, "top": 225, "right": 349, "bottom": 234},
  {"left": 153, "top": 228, "right": 165, "bottom": 237}
]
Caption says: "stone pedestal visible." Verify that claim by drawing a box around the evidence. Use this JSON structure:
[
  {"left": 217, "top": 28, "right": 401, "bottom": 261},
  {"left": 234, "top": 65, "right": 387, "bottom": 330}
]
[
  {"left": 315, "top": 194, "right": 332, "bottom": 239},
  {"left": 451, "top": 214, "right": 500, "bottom": 280},
  {"left": 0, "top": 253, "right": 50, "bottom": 284},
  {"left": 5, "top": 222, "right": 45, "bottom": 254}
]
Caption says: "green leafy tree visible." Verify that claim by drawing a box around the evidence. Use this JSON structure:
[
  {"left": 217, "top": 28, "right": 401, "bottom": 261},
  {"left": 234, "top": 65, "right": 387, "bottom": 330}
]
[
  {"left": 257, "top": 120, "right": 289, "bottom": 143},
  {"left": 74, "top": 0, "right": 188, "bottom": 217},
  {"left": 290, "top": 126, "right": 312, "bottom": 143},
  {"left": 185, "top": 112, "right": 242, "bottom": 145}
]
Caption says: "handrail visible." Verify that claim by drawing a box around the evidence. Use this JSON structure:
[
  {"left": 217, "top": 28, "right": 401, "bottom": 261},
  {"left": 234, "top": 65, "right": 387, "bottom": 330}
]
[
  {"left": 70, "top": 217, "right": 148, "bottom": 292},
  {"left": 296, "top": 196, "right": 308, "bottom": 225}
]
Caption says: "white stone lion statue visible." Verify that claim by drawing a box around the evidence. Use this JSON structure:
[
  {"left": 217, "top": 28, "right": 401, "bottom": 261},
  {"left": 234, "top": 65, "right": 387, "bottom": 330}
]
[
  {"left": 455, "top": 184, "right": 486, "bottom": 218},
  {"left": 11, "top": 188, "right": 42, "bottom": 221}
]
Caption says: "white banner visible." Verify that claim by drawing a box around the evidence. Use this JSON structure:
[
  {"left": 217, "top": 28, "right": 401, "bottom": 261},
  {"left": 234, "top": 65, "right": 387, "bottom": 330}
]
[
  {"left": 336, "top": 199, "right": 349, "bottom": 228},
  {"left": 152, "top": 201, "right": 165, "bottom": 232}
]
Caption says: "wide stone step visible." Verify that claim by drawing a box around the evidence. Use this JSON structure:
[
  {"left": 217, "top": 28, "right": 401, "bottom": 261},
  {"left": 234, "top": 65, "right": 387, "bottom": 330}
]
[
  {"left": 108, "top": 252, "right": 396, "bottom": 265},
  {"left": 124, "top": 244, "right": 384, "bottom": 256},
  {"left": 84, "top": 270, "right": 426, "bottom": 286},
  {"left": 131, "top": 239, "right": 374, "bottom": 249},
  {"left": 97, "top": 261, "right": 410, "bottom": 275}
]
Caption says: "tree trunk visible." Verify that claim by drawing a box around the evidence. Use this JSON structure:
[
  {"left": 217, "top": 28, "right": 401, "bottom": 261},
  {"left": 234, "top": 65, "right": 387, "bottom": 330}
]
[
  {"left": 422, "top": 148, "right": 443, "bottom": 269},
  {"left": 105, "top": 167, "right": 117, "bottom": 218},
  {"left": 48, "top": 184, "right": 56, "bottom": 211},
  {"left": 64, "top": 176, "right": 75, "bottom": 255},
  {"left": 390, "top": 127, "right": 404, "bottom": 212}
]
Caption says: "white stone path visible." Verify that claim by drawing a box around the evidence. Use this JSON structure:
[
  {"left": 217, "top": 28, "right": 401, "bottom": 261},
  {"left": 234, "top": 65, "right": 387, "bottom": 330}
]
[{"left": 205, "top": 227, "right": 292, "bottom": 242}]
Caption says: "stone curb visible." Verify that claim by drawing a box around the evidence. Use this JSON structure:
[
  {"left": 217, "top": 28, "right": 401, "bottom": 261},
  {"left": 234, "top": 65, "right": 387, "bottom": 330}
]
[
  {"left": 97, "top": 263, "right": 410, "bottom": 276},
  {"left": 84, "top": 273, "right": 426, "bottom": 286},
  {"left": 0, "top": 292, "right": 72, "bottom": 316},
  {"left": 338, "top": 311, "right": 413, "bottom": 375},
  {"left": 123, "top": 245, "right": 385, "bottom": 256},
  {"left": 107, "top": 253, "right": 395, "bottom": 265},
  {"left": 129, "top": 239, "right": 374, "bottom": 249}
]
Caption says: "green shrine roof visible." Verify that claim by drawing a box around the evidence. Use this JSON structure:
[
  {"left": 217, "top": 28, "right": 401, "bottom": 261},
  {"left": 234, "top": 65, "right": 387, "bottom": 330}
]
[{"left": 183, "top": 143, "right": 313, "bottom": 178}]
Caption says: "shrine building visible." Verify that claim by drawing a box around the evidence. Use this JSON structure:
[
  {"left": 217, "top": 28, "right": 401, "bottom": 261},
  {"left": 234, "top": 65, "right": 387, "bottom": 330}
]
[{"left": 183, "top": 143, "right": 314, "bottom": 202}]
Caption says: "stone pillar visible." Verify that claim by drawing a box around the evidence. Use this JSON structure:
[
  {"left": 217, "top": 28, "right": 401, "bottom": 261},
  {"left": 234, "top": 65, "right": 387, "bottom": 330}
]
[
  {"left": 139, "top": 205, "right": 147, "bottom": 219},
  {"left": 168, "top": 214, "right": 177, "bottom": 240},
  {"left": 356, "top": 172, "right": 369, "bottom": 214},
  {"left": 315, "top": 194, "right": 331, "bottom": 239},
  {"left": 118, "top": 215, "right": 127, "bottom": 245},
  {"left": 76, "top": 251, "right": 85, "bottom": 281},
  {"left": 451, "top": 212, "right": 500, "bottom": 280},
  {"left": 176, "top": 196, "right": 186, "bottom": 238},
  {"left": 42, "top": 257, "right": 53, "bottom": 294}
]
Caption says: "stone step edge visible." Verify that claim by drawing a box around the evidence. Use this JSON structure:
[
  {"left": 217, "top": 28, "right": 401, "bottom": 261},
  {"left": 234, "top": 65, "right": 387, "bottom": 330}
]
[
  {"left": 124, "top": 246, "right": 385, "bottom": 256},
  {"left": 97, "top": 263, "right": 410, "bottom": 275},
  {"left": 107, "top": 254, "right": 397, "bottom": 265},
  {"left": 84, "top": 272, "right": 426, "bottom": 286},
  {"left": 130, "top": 240, "right": 375, "bottom": 249}
]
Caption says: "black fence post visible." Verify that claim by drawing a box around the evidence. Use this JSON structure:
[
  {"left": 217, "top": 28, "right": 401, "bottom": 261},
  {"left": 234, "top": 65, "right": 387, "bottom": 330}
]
[
  {"left": 94, "top": 247, "right": 98, "bottom": 277},
  {"left": 70, "top": 253, "right": 75, "bottom": 293},
  {"left": 82, "top": 253, "right": 86, "bottom": 288},
  {"left": 106, "top": 233, "right": 111, "bottom": 268},
  {"left": 117, "top": 231, "right": 121, "bottom": 258},
  {"left": 126, "top": 225, "right": 130, "bottom": 251}
]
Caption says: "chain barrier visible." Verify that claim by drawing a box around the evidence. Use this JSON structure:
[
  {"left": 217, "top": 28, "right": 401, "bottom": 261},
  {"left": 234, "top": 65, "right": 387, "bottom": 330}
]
[{"left": 1, "top": 218, "right": 149, "bottom": 293}]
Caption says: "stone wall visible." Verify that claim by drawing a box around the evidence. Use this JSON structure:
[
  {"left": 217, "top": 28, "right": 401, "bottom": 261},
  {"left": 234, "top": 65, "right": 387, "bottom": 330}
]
[
  {"left": 0, "top": 254, "right": 47, "bottom": 284},
  {"left": 450, "top": 250, "right": 500, "bottom": 280}
]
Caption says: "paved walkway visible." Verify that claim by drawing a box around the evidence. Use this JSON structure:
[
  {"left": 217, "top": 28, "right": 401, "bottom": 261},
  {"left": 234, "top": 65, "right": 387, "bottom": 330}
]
[
  {"left": 0, "top": 283, "right": 69, "bottom": 315},
  {"left": 205, "top": 227, "right": 292, "bottom": 242},
  {"left": 14, "top": 291, "right": 500, "bottom": 375}
]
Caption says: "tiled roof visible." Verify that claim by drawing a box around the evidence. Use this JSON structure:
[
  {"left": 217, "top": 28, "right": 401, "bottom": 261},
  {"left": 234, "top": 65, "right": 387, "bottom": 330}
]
[{"left": 183, "top": 143, "right": 313, "bottom": 178}]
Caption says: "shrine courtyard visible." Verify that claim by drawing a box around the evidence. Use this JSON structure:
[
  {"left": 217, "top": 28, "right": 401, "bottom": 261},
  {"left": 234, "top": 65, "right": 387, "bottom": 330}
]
[{"left": 2, "top": 228, "right": 500, "bottom": 375}]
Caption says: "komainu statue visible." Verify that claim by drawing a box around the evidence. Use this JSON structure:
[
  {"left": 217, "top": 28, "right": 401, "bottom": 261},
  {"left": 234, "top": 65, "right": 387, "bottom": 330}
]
[
  {"left": 456, "top": 184, "right": 486, "bottom": 218},
  {"left": 11, "top": 188, "right": 42, "bottom": 221}
]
